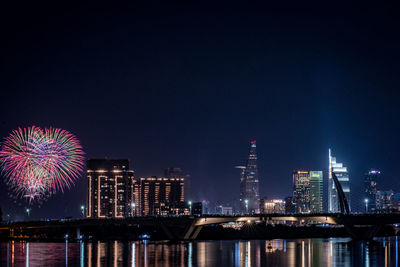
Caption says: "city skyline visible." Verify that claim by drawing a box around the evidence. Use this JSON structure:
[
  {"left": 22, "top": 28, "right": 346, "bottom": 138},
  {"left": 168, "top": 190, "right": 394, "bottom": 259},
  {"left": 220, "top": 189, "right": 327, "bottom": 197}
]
[
  {"left": 1, "top": 5, "right": 400, "bottom": 219},
  {"left": 1, "top": 135, "right": 397, "bottom": 218},
  {"left": 2, "top": 4, "right": 400, "bottom": 266}
]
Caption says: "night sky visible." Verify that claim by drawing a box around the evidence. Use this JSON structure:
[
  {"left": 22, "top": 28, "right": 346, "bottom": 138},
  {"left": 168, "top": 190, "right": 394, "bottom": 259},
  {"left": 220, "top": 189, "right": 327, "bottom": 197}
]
[{"left": 1, "top": 4, "right": 400, "bottom": 219}]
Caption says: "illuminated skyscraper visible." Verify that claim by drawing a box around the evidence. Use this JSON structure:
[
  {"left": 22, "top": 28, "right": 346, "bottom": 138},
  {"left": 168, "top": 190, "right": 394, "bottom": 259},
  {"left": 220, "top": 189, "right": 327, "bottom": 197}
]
[
  {"left": 364, "top": 169, "right": 380, "bottom": 212},
  {"left": 86, "top": 159, "right": 136, "bottom": 218},
  {"left": 309, "top": 171, "right": 323, "bottom": 213},
  {"left": 328, "top": 149, "right": 351, "bottom": 213},
  {"left": 139, "top": 177, "right": 184, "bottom": 216},
  {"left": 164, "top": 167, "right": 190, "bottom": 199},
  {"left": 238, "top": 140, "right": 260, "bottom": 213},
  {"left": 292, "top": 170, "right": 323, "bottom": 213},
  {"left": 293, "top": 170, "right": 310, "bottom": 213}
]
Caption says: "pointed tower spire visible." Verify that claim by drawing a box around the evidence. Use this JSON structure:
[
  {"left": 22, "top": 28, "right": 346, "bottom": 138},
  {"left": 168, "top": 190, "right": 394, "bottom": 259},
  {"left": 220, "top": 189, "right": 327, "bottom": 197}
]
[{"left": 239, "top": 140, "right": 260, "bottom": 214}]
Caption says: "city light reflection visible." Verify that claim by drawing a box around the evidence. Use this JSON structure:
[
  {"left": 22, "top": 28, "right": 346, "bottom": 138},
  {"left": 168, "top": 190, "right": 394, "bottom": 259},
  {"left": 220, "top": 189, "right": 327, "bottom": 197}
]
[
  {"left": 0, "top": 238, "right": 399, "bottom": 266},
  {"left": 188, "top": 242, "right": 193, "bottom": 267},
  {"left": 80, "top": 241, "right": 84, "bottom": 267},
  {"left": 131, "top": 242, "right": 135, "bottom": 267},
  {"left": 26, "top": 242, "right": 29, "bottom": 267}
]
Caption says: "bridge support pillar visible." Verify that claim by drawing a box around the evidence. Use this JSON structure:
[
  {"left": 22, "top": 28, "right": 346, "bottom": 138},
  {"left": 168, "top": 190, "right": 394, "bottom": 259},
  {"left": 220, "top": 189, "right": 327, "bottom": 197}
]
[
  {"left": 183, "top": 222, "right": 202, "bottom": 240},
  {"left": 159, "top": 222, "right": 175, "bottom": 240},
  {"left": 344, "top": 224, "right": 383, "bottom": 240},
  {"left": 183, "top": 223, "right": 196, "bottom": 240},
  {"left": 189, "top": 226, "right": 203, "bottom": 239}
]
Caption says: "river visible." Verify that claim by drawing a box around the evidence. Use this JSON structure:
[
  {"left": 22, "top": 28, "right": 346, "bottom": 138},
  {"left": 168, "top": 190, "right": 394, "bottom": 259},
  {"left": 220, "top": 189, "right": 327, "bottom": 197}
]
[{"left": 1, "top": 237, "right": 399, "bottom": 266}]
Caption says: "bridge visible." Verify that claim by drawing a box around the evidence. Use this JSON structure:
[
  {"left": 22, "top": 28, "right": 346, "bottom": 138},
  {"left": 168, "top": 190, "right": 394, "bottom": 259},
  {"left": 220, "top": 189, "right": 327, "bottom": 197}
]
[
  {"left": 1, "top": 213, "right": 400, "bottom": 241},
  {"left": 184, "top": 213, "right": 400, "bottom": 240}
]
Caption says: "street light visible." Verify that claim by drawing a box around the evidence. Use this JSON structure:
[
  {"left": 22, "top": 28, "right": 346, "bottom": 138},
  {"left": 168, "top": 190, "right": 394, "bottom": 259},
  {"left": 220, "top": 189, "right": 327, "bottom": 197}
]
[
  {"left": 80, "top": 205, "right": 85, "bottom": 218},
  {"left": 245, "top": 199, "right": 249, "bottom": 214},
  {"left": 365, "top": 199, "right": 369, "bottom": 213}
]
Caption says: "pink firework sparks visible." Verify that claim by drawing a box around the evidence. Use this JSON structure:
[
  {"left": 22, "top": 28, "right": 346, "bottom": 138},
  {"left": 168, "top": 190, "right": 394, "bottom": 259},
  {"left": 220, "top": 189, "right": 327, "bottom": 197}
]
[{"left": 0, "top": 126, "right": 85, "bottom": 201}]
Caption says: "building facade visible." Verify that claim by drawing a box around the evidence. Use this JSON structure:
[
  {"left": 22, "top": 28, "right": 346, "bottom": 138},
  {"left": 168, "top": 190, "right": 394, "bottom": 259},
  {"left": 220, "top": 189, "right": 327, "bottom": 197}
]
[
  {"left": 293, "top": 171, "right": 310, "bottom": 213},
  {"left": 376, "top": 190, "right": 394, "bottom": 212},
  {"left": 238, "top": 140, "right": 260, "bottom": 214},
  {"left": 139, "top": 177, "right": 184, "bottom": 216},
  {"left": 154, "top": 202, "right": 189, "bottom": 216},
  {"left": 86, "top": 159, "right": 135, "bottom": 218},
  {"left": 328, "top": 149, "right": 351, "bottom": 213},
  {"left": 260, "top": 199, "right": 285, "bottom": 214},
  {"left": 309, "top": 171, "right": 323, "bottom": 213},
  {"left": 364, "top": 169, "right": 380, "bottom": 212},
  {"left": 164, "top": 167, "right": 191, "bottom": 200},
  {"left": 216, "top": 205, "right": 233, "bottom": 215},
  {"left": 284, "top": 196, "right": 294, "bottom": 214}
]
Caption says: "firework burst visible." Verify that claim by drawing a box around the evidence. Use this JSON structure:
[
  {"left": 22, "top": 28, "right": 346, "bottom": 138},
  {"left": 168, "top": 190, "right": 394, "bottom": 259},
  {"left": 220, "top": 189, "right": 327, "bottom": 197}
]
[{"left": 0, "top": 126, "right": 85, "bottom": 202}]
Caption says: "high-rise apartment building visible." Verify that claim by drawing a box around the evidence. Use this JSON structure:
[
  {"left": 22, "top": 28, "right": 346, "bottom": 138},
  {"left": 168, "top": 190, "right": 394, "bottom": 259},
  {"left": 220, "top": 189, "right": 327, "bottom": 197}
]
[
  {"left": 364, "top": 169, "right": 380, "bottom": 212},
  {"left": 86, "top": 159, "right": 136, "bottom": 218},
  {"left": 164, "top": 167, "right": 190, "bottom": 200},
  {"left": 309, "top": 171, "right": 323, "bottom": 213},
  {"left": 293, "top": 171, "right": 310, "bottom": 213},
  {"left": 238, "top": 140, "right": 260, "bottom": 214},
  {"left": 328, "top": 149, "right": 351, "bottom": 213},
  {"left": 139, "top": 177, "right": 184, "bottom": 216}
]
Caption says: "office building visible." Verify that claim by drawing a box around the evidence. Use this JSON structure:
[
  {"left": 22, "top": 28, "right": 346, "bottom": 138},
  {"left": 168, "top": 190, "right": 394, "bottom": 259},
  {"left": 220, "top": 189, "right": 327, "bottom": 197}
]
[
  {"left": 202, "top": 200, "right": 210, "bottom": 215},
  {"left": 191, "top": 202, "right": 203, "bottom": 216},
  {"left": 238, "top": 140, "right": 260, "bottom": 214},
  {"left": 284, "top": 196, "right": 295, "bottom": 214},
  {"left": 260, "top": 199, "right": 285, "bottom": 214},
  {"left": 376, "top": 190, "right": 394, "bottom": 212},
  {"left": 86, "top": 159, "right": 135, "bottom": 218},
  {"left": 139, "top": 177, "right": 184, "bottom": 216},
  {"left": 154, "top": 201, "right": 202, "bottom": 216},
  {"left": 392, "top": 193, "right": 400, "bottom": 212},
  {"left": 216, "top": 205, "right": 233, "bottom": 215},
  {"left": 154, "top": 202, "right": 190, "bottom": 216},
  {"left": 328, "top": 149, "right": 351, "bottom": 213},
  {"left": 309, "top": 171, "right": 323, "bottom": 213},
  {"left": 364, "top": 169, "right": 380, "bottom": 212},
  {"left": 293, "top": 170, "right": 310, "bottom": 213}
]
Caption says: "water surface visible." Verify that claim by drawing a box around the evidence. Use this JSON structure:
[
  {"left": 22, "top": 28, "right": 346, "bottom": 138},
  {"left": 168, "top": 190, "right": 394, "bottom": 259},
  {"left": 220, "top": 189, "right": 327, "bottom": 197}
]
[{"left": 1, "top": 237, "right": 399, "bottom": 266}]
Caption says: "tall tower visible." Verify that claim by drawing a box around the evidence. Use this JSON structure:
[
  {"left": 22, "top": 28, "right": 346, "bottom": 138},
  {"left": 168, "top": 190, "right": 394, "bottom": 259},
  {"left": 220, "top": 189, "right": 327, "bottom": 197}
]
[
  {"left": 238, "top": 140, "right": 260, "bottom": 214},
  {"left": 328, "top": 149, "right": 351, "bottom": 213},
  {"left": 364, "top": 169, "right": 380, "bottom": 212},
  {"left": 292, "top": 170, "right": 310, "bottom": 213},
  {"left": 309, "top": 171, "right": 323, "bottom": 213}
]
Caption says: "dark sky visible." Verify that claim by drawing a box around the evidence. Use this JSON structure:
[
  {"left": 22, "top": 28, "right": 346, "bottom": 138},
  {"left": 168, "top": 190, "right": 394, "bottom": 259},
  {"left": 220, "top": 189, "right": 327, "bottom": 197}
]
[{"left": 1, "top": 4, "right": 400, "bottom": 219}]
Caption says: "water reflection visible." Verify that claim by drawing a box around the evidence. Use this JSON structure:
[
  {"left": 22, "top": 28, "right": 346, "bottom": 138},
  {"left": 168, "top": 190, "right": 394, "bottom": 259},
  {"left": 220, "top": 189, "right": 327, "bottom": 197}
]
[{"left": 1, "top": 237, "right": 400, "bottom": 266}]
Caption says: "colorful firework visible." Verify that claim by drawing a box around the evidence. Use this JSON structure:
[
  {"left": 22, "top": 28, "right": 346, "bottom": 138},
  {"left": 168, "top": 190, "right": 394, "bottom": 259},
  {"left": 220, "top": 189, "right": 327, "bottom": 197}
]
[{"left": 0, "top": 126, "right": 85, "bottom": 202}]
